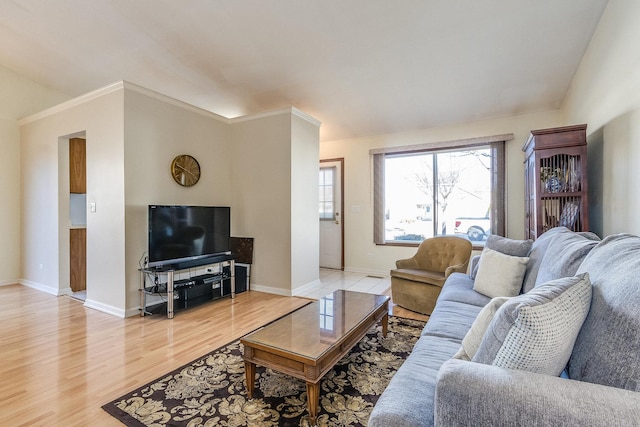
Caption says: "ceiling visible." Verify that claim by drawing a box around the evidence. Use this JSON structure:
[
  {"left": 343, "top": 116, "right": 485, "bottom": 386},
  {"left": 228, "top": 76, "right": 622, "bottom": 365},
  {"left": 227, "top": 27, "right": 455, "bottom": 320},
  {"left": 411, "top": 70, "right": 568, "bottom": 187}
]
[{"left": 0, "top": 0, "right": 609, "bottom": 141}]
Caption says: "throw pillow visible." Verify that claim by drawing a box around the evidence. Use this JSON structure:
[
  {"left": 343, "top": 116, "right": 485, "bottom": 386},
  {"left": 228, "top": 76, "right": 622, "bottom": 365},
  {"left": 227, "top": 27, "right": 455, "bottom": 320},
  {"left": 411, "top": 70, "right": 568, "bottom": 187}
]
[
  {"left": 534, "top": 231, "right": 600, "bottom": 287},
  {"left": 471, "top": 234, "right": 532, "bottom": 279},
  {"left": 521, "top": 227, "right": 570, "bottom": 293},
  {"left": 472, "top": 273, "right": 592, "bottom": 376},
  {"left": 473, "top": 248, "right": 529, "bottom": 298},
  {"left": 485, "top": 234, "right": 533, "bottom": 257},
  {"left": 452, "top": 296, "right": 511, "bottom": 361}
]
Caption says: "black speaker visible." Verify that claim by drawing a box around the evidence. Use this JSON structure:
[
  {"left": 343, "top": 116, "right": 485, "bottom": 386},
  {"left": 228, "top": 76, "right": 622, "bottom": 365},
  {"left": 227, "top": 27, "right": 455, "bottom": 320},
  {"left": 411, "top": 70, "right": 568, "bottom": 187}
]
[{"left": 223, "top": 264, "right": 248, "bottom": 295}]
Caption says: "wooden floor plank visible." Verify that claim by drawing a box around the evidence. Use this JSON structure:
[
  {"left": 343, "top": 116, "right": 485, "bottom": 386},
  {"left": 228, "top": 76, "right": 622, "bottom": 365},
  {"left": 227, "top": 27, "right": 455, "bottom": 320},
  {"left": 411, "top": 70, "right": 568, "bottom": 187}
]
[{"left": 0, "top": 285, "right": 311, "bottom": 426}]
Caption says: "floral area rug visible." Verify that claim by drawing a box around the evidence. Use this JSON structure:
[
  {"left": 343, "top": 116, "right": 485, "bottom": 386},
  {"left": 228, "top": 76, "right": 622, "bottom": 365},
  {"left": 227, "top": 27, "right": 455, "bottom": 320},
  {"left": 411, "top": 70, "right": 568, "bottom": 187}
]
[{"left": 102, "top": 316, "right": 425, "bottom": 427}]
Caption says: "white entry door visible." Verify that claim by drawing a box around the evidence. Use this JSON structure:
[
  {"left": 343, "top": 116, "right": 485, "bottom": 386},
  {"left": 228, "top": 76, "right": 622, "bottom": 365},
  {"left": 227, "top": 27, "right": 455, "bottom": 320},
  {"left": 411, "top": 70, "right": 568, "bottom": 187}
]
[{"left": 319, "top": 159, "right": 343, "bottom": 269}]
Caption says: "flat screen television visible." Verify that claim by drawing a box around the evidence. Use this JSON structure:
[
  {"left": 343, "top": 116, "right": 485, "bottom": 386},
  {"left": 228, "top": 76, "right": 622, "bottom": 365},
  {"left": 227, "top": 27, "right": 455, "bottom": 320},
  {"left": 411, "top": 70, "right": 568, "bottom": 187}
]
[{"left": 148, "top": 205, "right": 231, "bottom": 268}]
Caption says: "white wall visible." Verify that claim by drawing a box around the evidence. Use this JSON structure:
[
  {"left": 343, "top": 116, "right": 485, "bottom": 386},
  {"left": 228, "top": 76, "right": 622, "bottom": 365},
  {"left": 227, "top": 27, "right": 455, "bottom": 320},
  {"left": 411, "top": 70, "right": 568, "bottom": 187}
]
[
  {"left": 563, "top": 0, "right": 640, "bottom": 236},
  {"left": 20, "top": 86, "right": 126, "bottom": 317},
  {"left": 0, "top": 65, "right": 69, "bottom": 285},
  {"left": 123, "top": 87, "right": 231, "bottom": 314},
  {"left": 290, "top": 112, "right": 321, "bottom": 293},
  {"left": 230, "top": 109, "right": 323, "bottom": 295},
  {"left": 320, "top": 110, "right": 563, "bottom": 276},
  {"left": 20, "top": 81, "right": 320, "bottom": 315}
]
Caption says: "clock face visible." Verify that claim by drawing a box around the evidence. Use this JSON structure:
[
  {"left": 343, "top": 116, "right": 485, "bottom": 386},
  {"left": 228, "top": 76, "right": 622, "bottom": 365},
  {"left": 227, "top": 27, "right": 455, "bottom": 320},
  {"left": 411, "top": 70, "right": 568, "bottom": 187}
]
[{"left": 171, "top": 154, "right": 201, "bottom": 187}]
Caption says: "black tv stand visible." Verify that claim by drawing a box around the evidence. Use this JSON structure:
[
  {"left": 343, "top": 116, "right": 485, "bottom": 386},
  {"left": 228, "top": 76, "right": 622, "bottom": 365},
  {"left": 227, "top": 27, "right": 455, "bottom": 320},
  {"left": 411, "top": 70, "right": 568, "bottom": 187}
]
[{"left": 139, "top": 254, "right": 236, "bottom": 318}]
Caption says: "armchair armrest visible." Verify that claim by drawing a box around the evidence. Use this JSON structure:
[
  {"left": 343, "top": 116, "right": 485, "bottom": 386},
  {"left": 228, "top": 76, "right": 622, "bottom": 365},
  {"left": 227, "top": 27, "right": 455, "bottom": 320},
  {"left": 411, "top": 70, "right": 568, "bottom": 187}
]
[
  {"left": 435, "top": 359, "right": 640, "bottom": 426},
  {"left": 395, "top": 257, "right": 418, "bottom": 269},
  {"left": 444, "top": 261, "right": 468, "bottom": 278}
]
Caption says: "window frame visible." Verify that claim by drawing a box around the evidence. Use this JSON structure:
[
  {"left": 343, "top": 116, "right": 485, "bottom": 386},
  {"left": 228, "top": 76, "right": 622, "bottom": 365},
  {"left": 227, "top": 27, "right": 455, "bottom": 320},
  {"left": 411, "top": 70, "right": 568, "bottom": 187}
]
[
  {"left": 371, "top": 133, "right": 512, "bottom": 246},
  {"left": 319, "top": 165, "right": 337, "bottom": 221}
]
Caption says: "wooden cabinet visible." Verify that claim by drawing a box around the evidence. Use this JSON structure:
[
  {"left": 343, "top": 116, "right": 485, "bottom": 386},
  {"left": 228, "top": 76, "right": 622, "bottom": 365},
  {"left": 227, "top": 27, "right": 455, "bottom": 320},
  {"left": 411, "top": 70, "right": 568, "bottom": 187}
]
[
  {"left": 70, "top": 228, "right": 86, "bottom": 292},
  {"left": 523, "top": 124, "right": 588, "bottom": 240},
  {"left": 69, "top": 138, "right": 86, "bottom": 194}
]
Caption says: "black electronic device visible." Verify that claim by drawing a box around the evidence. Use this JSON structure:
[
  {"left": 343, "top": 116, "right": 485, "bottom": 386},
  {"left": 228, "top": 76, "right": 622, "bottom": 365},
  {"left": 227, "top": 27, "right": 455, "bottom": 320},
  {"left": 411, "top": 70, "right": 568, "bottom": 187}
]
[
  {"left": 223, "top": 264, "right": 248, "bottom": 294},
  {"left": 148, "top": 205, "right": 231, "bottom": 268}
]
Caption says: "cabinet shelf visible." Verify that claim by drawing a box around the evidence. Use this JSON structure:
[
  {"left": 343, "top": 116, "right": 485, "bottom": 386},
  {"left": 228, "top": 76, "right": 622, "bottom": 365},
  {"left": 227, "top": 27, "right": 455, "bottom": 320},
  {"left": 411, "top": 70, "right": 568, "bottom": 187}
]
[{"left": 523, "top": 124, "right": 589, "bottom": 240}]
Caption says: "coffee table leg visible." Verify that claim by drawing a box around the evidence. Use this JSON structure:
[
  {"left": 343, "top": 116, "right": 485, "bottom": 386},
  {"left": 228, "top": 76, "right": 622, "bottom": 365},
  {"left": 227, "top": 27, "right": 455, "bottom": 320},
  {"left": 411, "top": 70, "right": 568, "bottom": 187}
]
[
  {"left": 382, "top": 312, "right": 389, "bottom": 337},
  {"left": 306, "top": 381, "right": 320, "bottom": 426},
  {"left": 245, "top": 361, "right": 256, "bottom": 398}
]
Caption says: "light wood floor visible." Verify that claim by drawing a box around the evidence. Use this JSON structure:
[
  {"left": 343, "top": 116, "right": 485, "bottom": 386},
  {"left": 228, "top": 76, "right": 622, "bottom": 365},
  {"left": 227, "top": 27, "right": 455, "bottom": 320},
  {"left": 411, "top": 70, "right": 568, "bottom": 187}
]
[{"left": 0, "top": 284, "right": 426, "bottom": 426}]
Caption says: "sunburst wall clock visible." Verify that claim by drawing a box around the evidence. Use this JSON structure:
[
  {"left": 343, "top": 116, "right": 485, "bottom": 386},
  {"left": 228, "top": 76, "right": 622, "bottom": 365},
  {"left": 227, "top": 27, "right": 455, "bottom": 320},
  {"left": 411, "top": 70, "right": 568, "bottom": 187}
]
[{"left": 170, "top": 154, "right": 201, "bottom": 187}]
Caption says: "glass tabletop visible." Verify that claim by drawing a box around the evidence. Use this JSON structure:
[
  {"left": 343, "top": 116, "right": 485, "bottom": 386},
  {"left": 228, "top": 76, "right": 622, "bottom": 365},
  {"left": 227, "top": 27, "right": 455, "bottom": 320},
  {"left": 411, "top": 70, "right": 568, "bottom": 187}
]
[{"left": 241, "top": 290, "right": 389, "bottom": 360}]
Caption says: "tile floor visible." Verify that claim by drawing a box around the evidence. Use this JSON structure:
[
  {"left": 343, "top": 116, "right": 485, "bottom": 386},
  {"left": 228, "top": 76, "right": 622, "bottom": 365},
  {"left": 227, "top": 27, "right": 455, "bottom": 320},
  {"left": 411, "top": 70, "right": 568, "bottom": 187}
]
[
  {"left": 297, "top": 268, "right": 392, "bottom": 299},
  {"left": 301, "top": 268, "right": 429, "bottom": 322}
]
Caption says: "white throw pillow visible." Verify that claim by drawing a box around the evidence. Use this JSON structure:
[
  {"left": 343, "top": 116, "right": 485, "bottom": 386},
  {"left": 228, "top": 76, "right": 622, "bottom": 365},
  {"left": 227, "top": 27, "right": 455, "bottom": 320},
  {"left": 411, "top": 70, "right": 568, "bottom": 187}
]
[
  {"left": 473, "top": 248, "right": 529, "bottom": 298},
  {"left": 472, "top": 273, "right": 592, "bottom": 376},
  {"left": 453, "top": 296, "right": 511, "bottom": 361}
]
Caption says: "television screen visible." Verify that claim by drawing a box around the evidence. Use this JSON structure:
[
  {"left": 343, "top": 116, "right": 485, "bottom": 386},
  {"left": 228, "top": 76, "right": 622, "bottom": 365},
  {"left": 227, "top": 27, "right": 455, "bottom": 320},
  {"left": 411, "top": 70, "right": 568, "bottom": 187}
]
[{"left": 148, "top": 205, "right": 230, "bottom": 268}]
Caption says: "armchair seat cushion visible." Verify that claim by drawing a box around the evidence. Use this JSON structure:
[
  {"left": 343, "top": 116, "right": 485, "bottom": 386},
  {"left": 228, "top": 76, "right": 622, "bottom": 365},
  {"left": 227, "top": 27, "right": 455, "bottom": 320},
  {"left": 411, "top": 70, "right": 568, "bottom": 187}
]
[{"left": 391, "top": 268, "right": 446, "bottom": 287}]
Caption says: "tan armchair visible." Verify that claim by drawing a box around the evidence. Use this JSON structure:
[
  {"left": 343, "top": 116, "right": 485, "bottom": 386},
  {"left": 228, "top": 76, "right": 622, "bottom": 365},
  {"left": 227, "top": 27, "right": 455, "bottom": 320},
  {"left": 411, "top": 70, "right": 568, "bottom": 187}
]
[{"left": 391, "top": 236, "right": 472, "bottom": 315}]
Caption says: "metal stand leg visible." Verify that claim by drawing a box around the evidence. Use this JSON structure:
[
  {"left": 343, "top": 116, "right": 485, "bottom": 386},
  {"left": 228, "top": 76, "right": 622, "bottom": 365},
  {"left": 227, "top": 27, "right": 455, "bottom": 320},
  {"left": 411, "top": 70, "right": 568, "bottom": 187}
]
[
  {"left": 167, "top": 270, "right": 174, "bottom": 319},
  {"left": 230, "top": 259, "right": 236, "bottom": 299},
  {"left": 140, "top": 270, "right": 146, "bottom": 317}
]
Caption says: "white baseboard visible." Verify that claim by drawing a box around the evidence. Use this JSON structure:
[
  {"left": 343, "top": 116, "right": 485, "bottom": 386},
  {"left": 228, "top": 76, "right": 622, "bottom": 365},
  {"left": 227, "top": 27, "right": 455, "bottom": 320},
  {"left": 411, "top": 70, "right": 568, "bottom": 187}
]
[
  {"left": 19, "top": 279, "right": 60, "bottom": 295},
  {"left": 59, "top": 286, "right": 73, "bottom": 296},
  {"left": 84, "top": 298, "right": 126, "bottom": 318},
  {"left": 0, "top": 279, "right": 19, "bottom": 286},
  {"left": 292, "top": 279, "right": 322, "bottom": 297},
  {"left": 249, "top": 284, "right": 292, "bottom": 297}
]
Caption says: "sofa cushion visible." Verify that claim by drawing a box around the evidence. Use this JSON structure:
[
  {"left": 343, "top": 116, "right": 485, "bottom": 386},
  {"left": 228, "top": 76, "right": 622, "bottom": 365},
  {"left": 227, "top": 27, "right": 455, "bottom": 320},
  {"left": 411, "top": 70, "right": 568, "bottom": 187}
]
[
  {"left": 473, "top": 248, "right": 529, "bottom": 298},
  {"left": 436, "top": 272, "right": 491, "bottom": 307},
  {"left": 453, "top": 296, "right": 511, "bottom": 360},
  {"left": 570, "top": 234, "right": 640, "bottom": 391},
  {"left": 422, "top": 300, "right": 483, "bottom": 342},
  {"left": 534, "top": 230, "right": 600, "bottom": 287},
  {"left": 473, "top": 273, "right": 592, "bottom": 376},
  {"left": 521, "top": 226, "right": 569, "bottom": 293},
  {"left": 369, "top": 335, "right": 460, "bottom": 427},
  {"left": 471, "top": 234, "right": 532, "bottom": 279}
]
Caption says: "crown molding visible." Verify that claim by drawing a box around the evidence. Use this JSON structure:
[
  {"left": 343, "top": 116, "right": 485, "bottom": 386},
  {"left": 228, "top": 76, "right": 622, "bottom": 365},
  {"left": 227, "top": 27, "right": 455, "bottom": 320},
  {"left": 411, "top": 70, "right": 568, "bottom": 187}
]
[
  {"left": 230, "top": 106, "right": 321, "bottom": 127},
  {"left": 122, "top": 81, "right": 229, "bottom": 123},
  {"left": 18, "top": 80, "right": 230, "bottom": 126},
  {"left": 18, "top": 81, "right": 124, "bottom": 126}
]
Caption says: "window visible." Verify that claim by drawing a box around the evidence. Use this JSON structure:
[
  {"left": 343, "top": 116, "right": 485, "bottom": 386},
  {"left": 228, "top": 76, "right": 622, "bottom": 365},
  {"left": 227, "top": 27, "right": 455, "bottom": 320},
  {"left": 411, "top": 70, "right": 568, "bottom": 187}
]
[
  {"left": 372, "top": 134, "right": 510, "bottom": 246},
  {"left": 319, "top": 166, "right": 336, "bottom": 220}
]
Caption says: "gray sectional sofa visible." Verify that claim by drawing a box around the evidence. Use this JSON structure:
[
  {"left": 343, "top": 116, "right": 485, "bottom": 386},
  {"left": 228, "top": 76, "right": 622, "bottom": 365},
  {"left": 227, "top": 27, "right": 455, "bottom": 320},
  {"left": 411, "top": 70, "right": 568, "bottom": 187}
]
[{"left": 369, "top": 227, "right": 640, "bottom": 426}]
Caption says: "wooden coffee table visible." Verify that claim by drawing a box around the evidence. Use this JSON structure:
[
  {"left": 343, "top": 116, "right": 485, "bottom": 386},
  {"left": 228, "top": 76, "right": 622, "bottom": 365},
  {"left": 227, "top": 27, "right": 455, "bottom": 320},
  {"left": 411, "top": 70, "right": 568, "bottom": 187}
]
[{"left": 241, "top": 290, "right": 390, "bottom": 426}]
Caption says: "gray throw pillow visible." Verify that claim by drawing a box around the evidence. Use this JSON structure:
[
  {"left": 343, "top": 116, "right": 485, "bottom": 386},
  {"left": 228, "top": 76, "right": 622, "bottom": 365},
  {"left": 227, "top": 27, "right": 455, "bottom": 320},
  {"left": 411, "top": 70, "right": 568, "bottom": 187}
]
[
  {"left": 473, "top": 273, "right": 592, "bottom": 376},
  {"left": 471, "top": 235, "right": 533, "bottom": 279},
  {"left": 521, "top": 227, "right": 569, "bottom": 293},
  {"left": 534, "top": 231, "right": 599, "bottom": 287}
]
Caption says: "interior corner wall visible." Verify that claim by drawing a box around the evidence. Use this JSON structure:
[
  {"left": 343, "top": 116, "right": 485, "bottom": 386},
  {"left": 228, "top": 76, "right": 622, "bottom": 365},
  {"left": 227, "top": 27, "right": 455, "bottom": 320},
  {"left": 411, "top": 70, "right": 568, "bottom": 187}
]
[
  {"left": 0, "top": 64, "right": 70, "bottom": 285},
  {"left": 20, "top": 88, "right": 127, "bottom": 315},
  {"left": 562, "top": 0, "right": 640, "bottom": 237},
  {"left": 230, "top": 113, "right": 294, "bottom": 295},
  {"left": 319, "top": 110, "right": 564, "bottom": 276},
  {"left": 290, "top": 114, "right": 320, "bottom": 292},
  {"left": 0, "top": 118, "right": 21, "bottom": 285},
  {"left": 123, "top": 88, "right": 232, "bottom": 314}
]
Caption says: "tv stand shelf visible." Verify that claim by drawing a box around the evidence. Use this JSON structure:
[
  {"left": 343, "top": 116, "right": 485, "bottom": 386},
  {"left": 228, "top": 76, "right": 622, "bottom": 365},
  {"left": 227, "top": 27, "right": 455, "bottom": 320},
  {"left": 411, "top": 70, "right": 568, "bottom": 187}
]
[{"left": 139, "top": 254, "right": 235, "bottom": 318}]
